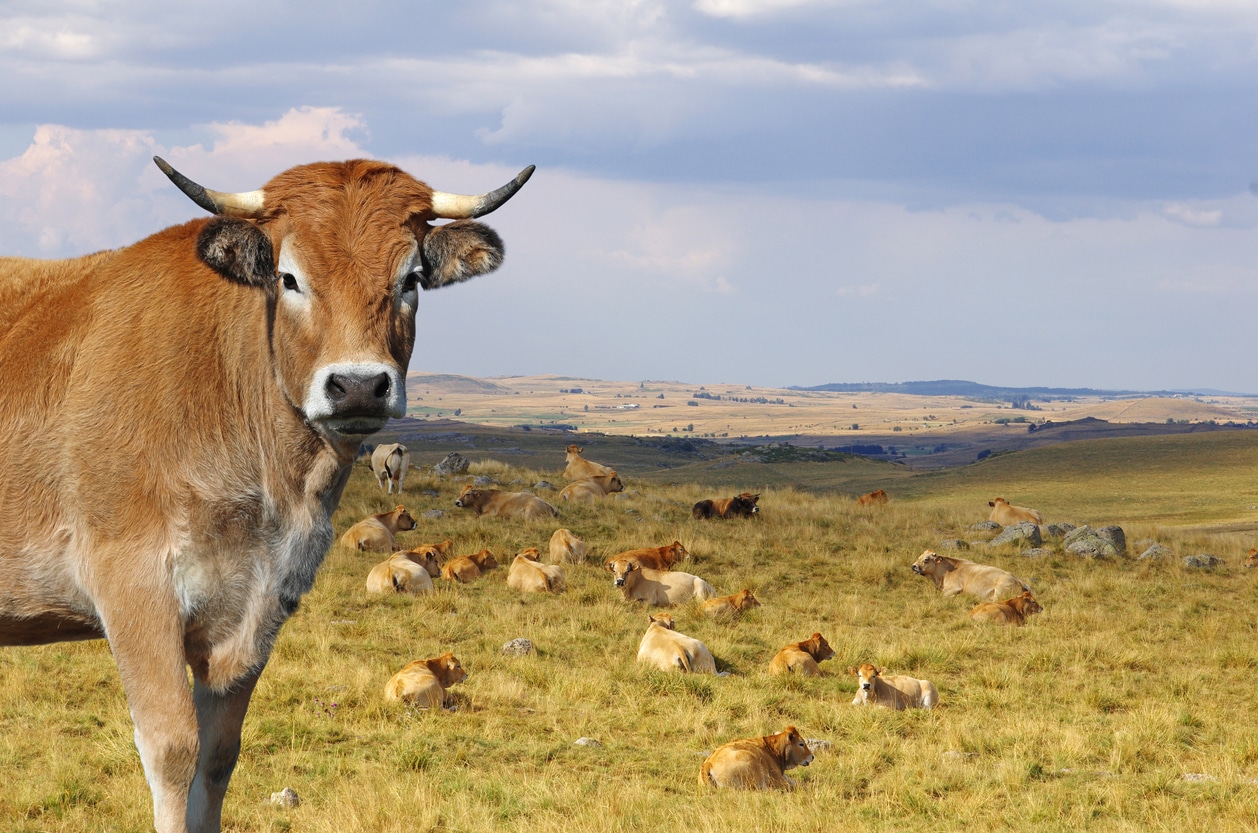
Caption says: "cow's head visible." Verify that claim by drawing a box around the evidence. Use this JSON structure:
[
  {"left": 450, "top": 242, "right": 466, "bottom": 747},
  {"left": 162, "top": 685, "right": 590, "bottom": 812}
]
[
  {"left": 157, "top": 156, "right": 532, "bottom": 445},
  {"left": 804, "top": 632, "right": 834, "bottom": 663},
  {"left": 768, "top": 726, "right": 814, "bottom": 770},
  {"left": 390, "top": 505, "right": 417, "bottom": 532},
  {"left": 606, "top": 558, "right": 638, "bottom": 587},
  {"left": 427, "top": 652, "right": 467, "bottom": 687},
  {"left": 400, "top": 546, "right": 441, "bottom": 577},
  {"left": 471, "top": 549, "right": 499, "bottom": 571},
  {"left": 849, "top": 663, "right": 881, "bottom": 693},
  {"left": 911, "top": 549, "right": 941, "bottom": 576},
  {"left": 454, "top": 485, "right": 482, "bottom": 509},
  {"left": 989, "top": 497, "right": 1008, "bottom": 509},
  {"left": 648, "top": 613, "right": 675, "bottom": 630},
  {"left": 734, "top": 589, "right": 761, "bottom": 611},
  {"left": 566, "top": 445, "right": 583, "bottom": 455},
  {"left": 1012, "top": 591, "right": 1044, "bottom": 617},
  {"left": 1248, "top": 549, "right": 1258, "bottom": 569},
  {"left": 516, "top": 547, "right": 541, "bottom": 563}
]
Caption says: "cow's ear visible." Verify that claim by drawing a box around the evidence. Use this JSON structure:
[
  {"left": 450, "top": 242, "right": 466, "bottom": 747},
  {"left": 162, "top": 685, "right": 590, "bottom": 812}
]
[
  {"left": 197, "top": 217, "right": 275, "bottom": 289},
  {"left": 420, "top": 220, "right": 505, "bottom": 290}
]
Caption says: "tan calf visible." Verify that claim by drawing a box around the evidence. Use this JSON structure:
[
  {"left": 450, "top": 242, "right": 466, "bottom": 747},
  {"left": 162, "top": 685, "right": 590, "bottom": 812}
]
[
  {"left": 699, "top": 726, "right": 814, "bottom": 790},
  {"left": 607, "top": 541, "right": 689, "bottom": 571},
  {"left": 397, "top": 540, "right": 453, "bottom": 576},
  {"left": 383, "top": 653, "right": 467, "bottom": 709},
  {"left": 857, "top": 488, "right": 888, "bottom": 506},
  {"left": 454, "top": 485, "right": 558, "bottom": 520},
  {"left": 441, "top": 549, "right": 499, "bottom": 583},
  {"left": 563, "top": 444, "right": 615, "bottom": 481},
  {"left": 1247, "top": 548, "right": 1258, "bottom": 568},
  {"left": 339, "top": 505, "right": 417, "bottom": 552},
  {"left": 548, "top": 528, "right": 588, "bottom": 564},
  {"left": 911, "top": 549, "right": 1029, "bottom": 601},
  {"left": 768, "top": 632, "right": 835, "bottom": 677},
  {"left": 507, "top": 550, "right": 566, "bottom": 593},
  {"left": 558, "top": 471, "right": 624, "bottom": 503},
  {"left": 988, "top": 496, "right": 1043, "bottom": 525},
  {"left": 849, "top": 663, "right": 938, "bottom": 710},
  {"left": 365, "top": 553, "right": 435, "bottom": 595},
  {"left": 606, "top": 558, "right": 717, "bottom": 606},
  {"left": 636, "top": 613, "right": 716, "bottom": 673},
  {"left": 969, "top": 590, "right": 1043, "bottom": 625},
  {"left": 700, "top": 589, "right": 761, "bottom": 619}
]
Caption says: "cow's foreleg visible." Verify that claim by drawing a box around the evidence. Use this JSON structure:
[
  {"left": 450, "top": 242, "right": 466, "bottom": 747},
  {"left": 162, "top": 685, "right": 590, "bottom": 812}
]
[{"left": 186, "top": 666, "right": 262, "bottom": 833}]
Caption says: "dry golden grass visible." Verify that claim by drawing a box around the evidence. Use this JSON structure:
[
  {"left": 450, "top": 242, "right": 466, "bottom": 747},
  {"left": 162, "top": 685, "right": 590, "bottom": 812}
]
[{"left": 3, "top": 440, "right": 1258, "bottom": 831}]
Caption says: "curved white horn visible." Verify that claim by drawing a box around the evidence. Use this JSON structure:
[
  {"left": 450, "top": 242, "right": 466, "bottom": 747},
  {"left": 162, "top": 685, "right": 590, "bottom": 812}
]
[
  {"left": 153, "top": 156, "right": 266, "bottom": 218},
  {"left": 430, "top": 165, "right": 535, "bottom": 220}
]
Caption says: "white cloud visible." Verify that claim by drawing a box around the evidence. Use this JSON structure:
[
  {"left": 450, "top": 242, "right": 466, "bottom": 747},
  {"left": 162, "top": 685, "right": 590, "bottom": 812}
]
[
  {"left": 693, "top": 0, "right": 839, "bottom": 19},
  {"left": 1162, "top": 201, "right": 1223, "bottom": 227}
]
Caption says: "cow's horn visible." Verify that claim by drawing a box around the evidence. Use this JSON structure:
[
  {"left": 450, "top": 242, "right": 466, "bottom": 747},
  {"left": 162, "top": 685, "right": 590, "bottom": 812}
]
[
  {"left": 153, "top": 157, "right": 266, "bottom": 218},
  {"left": 429, "top": 165, "right": 535, "bottom": 220}
]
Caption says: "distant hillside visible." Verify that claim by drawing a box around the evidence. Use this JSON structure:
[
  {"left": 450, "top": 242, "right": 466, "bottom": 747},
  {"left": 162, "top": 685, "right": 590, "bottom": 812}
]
[
  {"left": 792, "top": 379, "right": 1191, "bottom": 400},
  {"left": 406, "top": 373, "right": 513, "bottom": 395}
]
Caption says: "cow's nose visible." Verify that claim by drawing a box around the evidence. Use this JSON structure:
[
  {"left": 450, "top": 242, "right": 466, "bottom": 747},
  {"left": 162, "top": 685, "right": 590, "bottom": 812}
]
[
  {"left": 614, "top": 578, "right": 625, "bottom": 587},
  {"left": 326, "top": 370, "right": 392, "bottom": 414}
]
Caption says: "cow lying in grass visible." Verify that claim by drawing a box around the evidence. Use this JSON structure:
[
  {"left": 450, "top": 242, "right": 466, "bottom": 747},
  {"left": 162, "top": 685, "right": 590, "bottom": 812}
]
[
  {"left": 455, "top": 485, "right": 559, "bottom": 520},
  {"left": 988, "top": 496, "right": 1043, "bottom": 525},
  {"left": 365, "top": 552, "right": 436, "bottom": 595},
  {"left": 384, "top": 653, "right": 467, "bottom": 709},
  {"left": 548, "top": 528, "right": 589, "bottom": 564},
  {"left": 969, "top": 590, "right": 1043, "bottom": 626},
  {"left": 606, "top": 558, "right": 716, "bottom": 606},
  {"left": 700, "top": 589, "right": 761, "bottom": 619},
  {"left": 911, "top": 549, "right": 1029, "bottom": 601},
  {"left": 559, "top": 471, "right": 624, "bottom": 503},
  {"left": 399, "top": 540, "right": 453, "bottom": 570},
  {"left": 606, "top": 541, "right": 689, "bottom": 571},
  {"left": 563, "top": 444, "right": 615, "bottom": 481},
  {"left": 636, "top": 613, "right": 716, "bottom": 673},
  {"left": 692, "top": 492, "right": 760, "bottom": 519},
  {"left": 769, "top": 632, "right": 834, "bottom": 676},
  {"left": 442, "top": 549, "right": 499, "bottom": 583},
  {"left": 857, "top": 488, "right": 888, "bottom": 506},
  {"left": 507, "top": 549, "right": 566, "bottom": 593},
  {"left": 849, "top": 663, "right": 938, "bottom": 710},
  {"left": 339, "top": 505, "right": 417, "bottom": 552},
  {"left": 699, "top": 726, "right": 814, "bottom": 790}
]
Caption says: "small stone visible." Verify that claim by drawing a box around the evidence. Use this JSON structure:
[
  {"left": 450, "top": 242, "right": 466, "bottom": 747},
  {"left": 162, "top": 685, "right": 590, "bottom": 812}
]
[
  {"left": 1045, "top": 523, "right": 1076, "bottom": 539},
  {"left": 534, "top": 480, "right": 554, "bottom": 491},
  {"left": 1021, "top": 548, "right": 1052, "bottom": 559},
  {"left": 939, "top": 539, "right": 970, "bottom": 551},
  {"left": 422, "top": 510, "right": 445, "bottom": 521},
  {"left": 1183, "top": 554, "right": 1223, "bottom": 569},
  {"left": 1096, "top": 525, "right": 1126, "bottom": 554},
  {"left": 573, "top": 737, "right": 601, "bottom": 747},
  {"left": 472, "top": 475, "right": 498, "bottom": 487},
  {"left": 1138, "top": 544, "right": 1173, "bottom": 561},
  {"left": 942, "top": 750, "right": 976, "bottom": 761},
  {"left": 502, "top": 638, "right": 534, "bottom": 657},
  {"left": 420, "top": 489, "right": 440, "bottom": 498},
  {"left": 1182, "top": 773, "right": 1219, "bottom": 783},
  {"left": 990, "top": 522, "right": 1042, "bottom": 548},
  {"left": 269, "top": 787, "right": 300, "bottom": 808},
  {"left": 431, "top": 452, "right": 469, "bottom": 477},
  {"left": 804, "top": 738, "right": 833, "bottom": 754},
  {"left": 970, "top": 521, "right": 1002, "bottom": 532}
]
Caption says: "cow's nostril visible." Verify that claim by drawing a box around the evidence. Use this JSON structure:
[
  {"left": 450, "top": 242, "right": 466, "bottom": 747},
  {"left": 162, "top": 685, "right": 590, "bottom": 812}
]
[{"left": 373, "top": 375, "right": 391, "bottom": 399}]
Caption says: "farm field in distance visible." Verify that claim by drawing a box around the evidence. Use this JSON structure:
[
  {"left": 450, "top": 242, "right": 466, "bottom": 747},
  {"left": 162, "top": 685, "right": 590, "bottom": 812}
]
[{"left": 3, "top": 420, "right": 1258, "bottom": 831}]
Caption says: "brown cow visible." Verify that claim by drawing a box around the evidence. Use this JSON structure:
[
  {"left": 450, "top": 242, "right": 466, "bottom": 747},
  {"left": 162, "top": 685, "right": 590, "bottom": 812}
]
[
  {"left": 606, "top": 541, "right": 690, "bottom": 571},
  {"left": 768, "top": 633, "right": 835, "bottom": 677},
  {"left": 1247, "top": 548, "right": 1258, "bottom": 569},
  {"left": 383, "top": 653, "right": 467, "bottom": 709},
  {"left": 637, "top": 613, "right": 716, "bottom": 673},
  {"left": 0, "top": 155, "right": 531, "bottom": 832},
  {"left": 370, "top": 443, "right": 409, "bottom": 495},
  {"left": 693, "top": 492, "right": 760, "bottom": 519},
  {"left": 857, "top": 488, "right": 888, "bottom": 506},
  {"left": 699, "top": 726, "right": 815, "bottom": 790},
  {"left": 397, "top": 540, "right": 454, "bottom": 576},
  {"left": 454, "top": 485, "right": 559, "bottom": 520},
  {"left": 441, "top": 549, "right": 499, "bottom": 583},
  {"left": 849, "top": 663, "right": 938, "bottom": 710},
  {"left": 911, "top": 549, "right": 1029, "bottom": 601},
  {"left": 547, "top": 528, "right": 588, "bottom": 564},
  {"left": 507, "top": 550, "right": 566, "bottom": 593},
  {"left": 606, "top": 559, "right": 717, "bottom": 606},
  {"left": 988, "top": 497, "right": 1043, "bottom": 525},
  {"left": 365, "top": 553, "right": 434, "bottom": 595},
  {"left": 558, "top": 471, "right": 625, "bottom": 503},
  {"left": 969, "top": 590, "right": 1044, "bottom": 626},
  {"left": 563, "top": 444, "right": 614, "bottom": 481},
  {"left": 700, "top": 589, "right": 761, "bottom": 619},
  {"left": 339, "top": 505, "right": 417, "bottom": 552}
]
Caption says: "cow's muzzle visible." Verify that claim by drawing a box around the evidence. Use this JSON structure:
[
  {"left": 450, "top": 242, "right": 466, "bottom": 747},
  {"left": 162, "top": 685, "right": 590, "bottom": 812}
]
[
  {"left": 614, "top": 577, "right": 626, "bottom": 587},
  {"left": 911, "top": 565, "right": 923, "bottom": 575},
  {"left": 305, "top": 362, "right": 406, "bottom": 435}
]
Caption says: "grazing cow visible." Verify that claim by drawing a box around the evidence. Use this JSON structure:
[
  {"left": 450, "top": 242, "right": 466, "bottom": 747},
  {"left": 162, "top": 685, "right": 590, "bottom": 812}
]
[
  {"left": 849, "top": 663, "right": 938, "bottom": 710},
  {"left": 699, "top": 726, "right": 814, "bottom": 790},
  {"left": 338, "top": 505, "right": 417, "bottom": 552},
  {"left": 1247, "top": 548, "right": 1258, "bottom": 569},
  {"left": 768, "top": 632, "right": 835, "bottom": 677},
  {"left": 454, "top": 485, "right": 559, "bottom": 520},
  {"left": 700, "top": 589, "right": 761, "bottom": 619},
  {"left": 563, "top": 444, "right": 614, "bottom": 481},
  {"left": 441, "top": 549, "right": 499, "bottom": 583},
  {"left": 857, "top": 488, "right": 889, "bottom": 507},
  {"left": 397, "top": 540, "right": 454, "bottom": 576},
  {"left": 383, "top": 653, "right": 467, "bottom": 709},
  {"left": 911, "top": 549, "right": 1029, "bottom": 601},
  {"left": 636, "top": 613, "right": 716, "bottom": 673},
  {"left": 365, "top": 553, "right": 435, "bottom": 596},
  {"left": 547, "top": 528, "right": 588, "bottom": 564},
  {"left": 988, "top": 497, "right": 1043, "bottom": 525},
  {"left": 969, "top": 590, "right": 1043, "bottom": 626},
  {"left": 692, "top": 492, "right": 760, "bottom": 520},
  {"left": 606, "top": 541, "right": 690, "bottom": 571},
  {"left": 558, "top": 471, "right": 625, "bottom": 503},
  {"left": 370, "top": 443, "right": 410, "bottom": 495},
  {"left": 606, "top": 558, "right": 716, "bottom": 606},
  {"left": 507, "top": 549, "right": 566, "bottom": 593},
  {"left": 0, "top": 154, "right": 531, "bottom": 832}
]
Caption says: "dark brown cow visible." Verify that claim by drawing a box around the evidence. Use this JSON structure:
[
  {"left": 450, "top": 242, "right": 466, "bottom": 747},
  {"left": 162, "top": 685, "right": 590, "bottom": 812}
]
[
  {"left": 606, "top": 541, "right": 690, "bottom": 571},
  {"left": 692, "top": 492, "right": 760, "bottom": 519},
  {"left": 0, "top": 156, "right": 531, "bottom": 832}
]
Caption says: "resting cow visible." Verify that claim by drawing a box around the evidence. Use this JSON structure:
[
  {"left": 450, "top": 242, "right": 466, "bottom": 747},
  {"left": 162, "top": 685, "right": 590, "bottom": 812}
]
[
  {"left": 699, "top": 726, "right": 814, "bottom": 790},
  {"left": 768, "top": 632, "right": 835, "bottom": 677},
  {"left": 0, "top": 154, "right": 531, "bottom": 832},
  {"left": 370, "top": 442, "right": 410, "bottom": 495},
  {"left": 559, "top": 471, "right": 624, "bottom": 503},
  {"left": 1247, "top": 548, "right": 1258, "bottom": 569},
  {"left": 700, "top": 589, "right": 761, "bottom": 619},
  {"left": 606, "top": 541, "right": 690, "bottom": 571},
  {"left": 441, "top": 549, "right": 499, "bottom": 583},
  {"left": 988, "top": 497, "right": 1043, "bottom": 525},
  {"left": 383, "top": 653, "right": 467, "bottom": 709},
  {"left": 339, "top": 505, "right": 417, "bottom": 552},
  {"left": 507, "top": 550, "right": 566, "bottom": 593},
  {"left": 636, "top": 613, "right": 716, "bottom": 673},
  {"left": 563, "top": 444, "right": 614, "bottom": 481},
  {"left": 911, "top": 549, "right": 1029, "bottom": 601},
  {"left": 366, "top": 553, "right": 435, "bottom": 596},
  {"left": 693, "top": 492, "right": 760, "bottom": 519},
  {"left": 454, "top": 485, "right": 559, "bottom": 520},
  {"left": 547, "top": 528, "right": 588, "bottom": 564},
  {"left": 398, "top": 540, "right": 453, "bottom": 575},
  {"left": 857, "top": 488, "right": 888, "bottom": 506},
  {"left": 849, "top": 663, "right": 938, "bottom": 710},
  {"left": 969, "top": 590, "right": 1043, "bottom": 626},
  {"left": 606, "top": 558, "right": 717, "bottom": 606}
]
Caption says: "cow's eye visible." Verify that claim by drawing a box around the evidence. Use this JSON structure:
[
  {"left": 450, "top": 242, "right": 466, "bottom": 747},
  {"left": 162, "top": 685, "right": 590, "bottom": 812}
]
[
  {"left": 279, "top": 273, "right": 299, "bottom": 292},
  {"left": 401, "top": 272, "right": 420, "bottom": 293}
]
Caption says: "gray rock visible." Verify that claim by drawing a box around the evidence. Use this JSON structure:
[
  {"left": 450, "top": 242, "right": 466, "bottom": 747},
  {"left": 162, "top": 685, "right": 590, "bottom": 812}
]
[
  {"left": 804, "top": 738, "right": 833, "bottom": 754},
  {"left": 990, "top": 522, "right": 1042, "bottom": 548},
  {"left": 1096, "top": 526, "right": 1127, "bottom": 554},
  {"left": 1045, "top": 523, "right": 1076, "bottom": 539},
  {"left": 942, "top": 750, "right": 977, "bottom": 761},
  {"left": 1182, "top": 773, "right": 1219, "bottom": 783},
  {"left": 1067, "top": 537, "right": 1119, "bottom": 559},
  {"left": 573, "top": 737, "right": 601, "bottom": 747},
  {"left": 1183, "top": 554, "right": 1223, "bottom": 569},
  {"left": 970, "top": 521, "right": 1002, "bottom": 532},
  {"left": 1063, "top": 525, "right": 1094, "bottom": 546},
  {"left": 939, "top": 539, "right": 970, "bottom": 551},
  {"left": 431, "top": 452, "right": 469, "bottom": 476},
  {"left": 269, "top": 787, "right": 300, "bottom": 808},
  {"left": 472, "top": 475, "right": 498, "bottom": 487},
  {"left": 502, "top": 638, "right": 535, "bottom": 657},
  {"left": 1138, "top": 544, "right": 1173, "bottom": 561},
  {"left": 422, "top": 510, "right": 445, "bottom": 521},
  {"left": 420, "top": 489, "right": 440, "bottom": 498},
  {"left": 534, "top": 480, "right": 555, "bottom": 491},
  {"left": 1021, "top": 548, "right": 1052, "bottom": 559}
]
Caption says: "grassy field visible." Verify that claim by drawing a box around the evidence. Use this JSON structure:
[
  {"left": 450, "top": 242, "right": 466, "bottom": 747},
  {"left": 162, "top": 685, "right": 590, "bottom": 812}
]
[{"left": 3, "top": 432, "right": 1258, "bottom": 831}]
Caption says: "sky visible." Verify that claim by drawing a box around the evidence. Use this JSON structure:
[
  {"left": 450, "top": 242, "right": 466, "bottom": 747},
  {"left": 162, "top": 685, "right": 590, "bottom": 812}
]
[{"left": 2, "top": 0, "right": 1258, "bottom": 393}]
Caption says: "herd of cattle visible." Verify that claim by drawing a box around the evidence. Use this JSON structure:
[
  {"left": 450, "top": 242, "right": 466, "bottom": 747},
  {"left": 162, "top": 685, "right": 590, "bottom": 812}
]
[{"left": 340, "top": 443, "right": 1049, "bottom": 790}]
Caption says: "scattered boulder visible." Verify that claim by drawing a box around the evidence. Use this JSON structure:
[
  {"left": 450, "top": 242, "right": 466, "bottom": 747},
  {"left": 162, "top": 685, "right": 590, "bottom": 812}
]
[
  {"left": 939, "top": 539, "right": 970, "bottom": 551},
  {"left": 805, "top": 738, "right": 834, "bottom": 754},
  {"left": 1183, "top": 554, "right": 1223, "bottom": 569},
  {"left": 970, "top": 521, "right": 1002, "bottom": 532},
  {"left": 989, "top": 522, "right": 1042, "bottom": 548},
  {"left": 1045, "top": 523, "right": 1076, "bottom": 539},
  {"left": 472, "top": 475, "right": 498, "bottom": 487},
  {"left": 573, "top": 737, "right": 602, "bottom": 748},
  {"left": 1021, "top": 548, "right": 1052, "bottom": 559},
  {"left": 431, "top": 452, "right": 469, "bottom": 476},
  {"left": 422, "top": 510, "right": 445, "bottom": 521},
  {"left": 269, "top": 787, "right": 300, "bottom": 808},
  {"left": 502, "top": 638, "right": 535, "bottom": 657},
  {"left": 1063, "top": 525, "right": 1119, "bottom": 559},
  {"left": 420, "top": 489, "right": 440, "bottom": 498},
  {"left": 534, "top": 480, "right": 555, "bottom": 491},
  {"left": 1096, "top": 526, "right": 1127, "bottom": 555},
  {"left": 1138, "top": 544, "right": 1173, "bottom": 561}
]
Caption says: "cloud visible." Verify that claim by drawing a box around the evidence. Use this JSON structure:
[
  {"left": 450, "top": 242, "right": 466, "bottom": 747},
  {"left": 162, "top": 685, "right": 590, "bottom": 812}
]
[{"left": 1161, "top": 201, "right": 1223, "bottom": 227}]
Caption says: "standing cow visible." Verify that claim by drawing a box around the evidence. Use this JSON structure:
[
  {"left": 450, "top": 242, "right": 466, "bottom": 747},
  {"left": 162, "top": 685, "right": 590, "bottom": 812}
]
[
  {"left": 0, "top": 156, "right": 532, "bottom": 832},
  {"left": 371, "top": 442, "right": 410, "bottom": 494}
]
